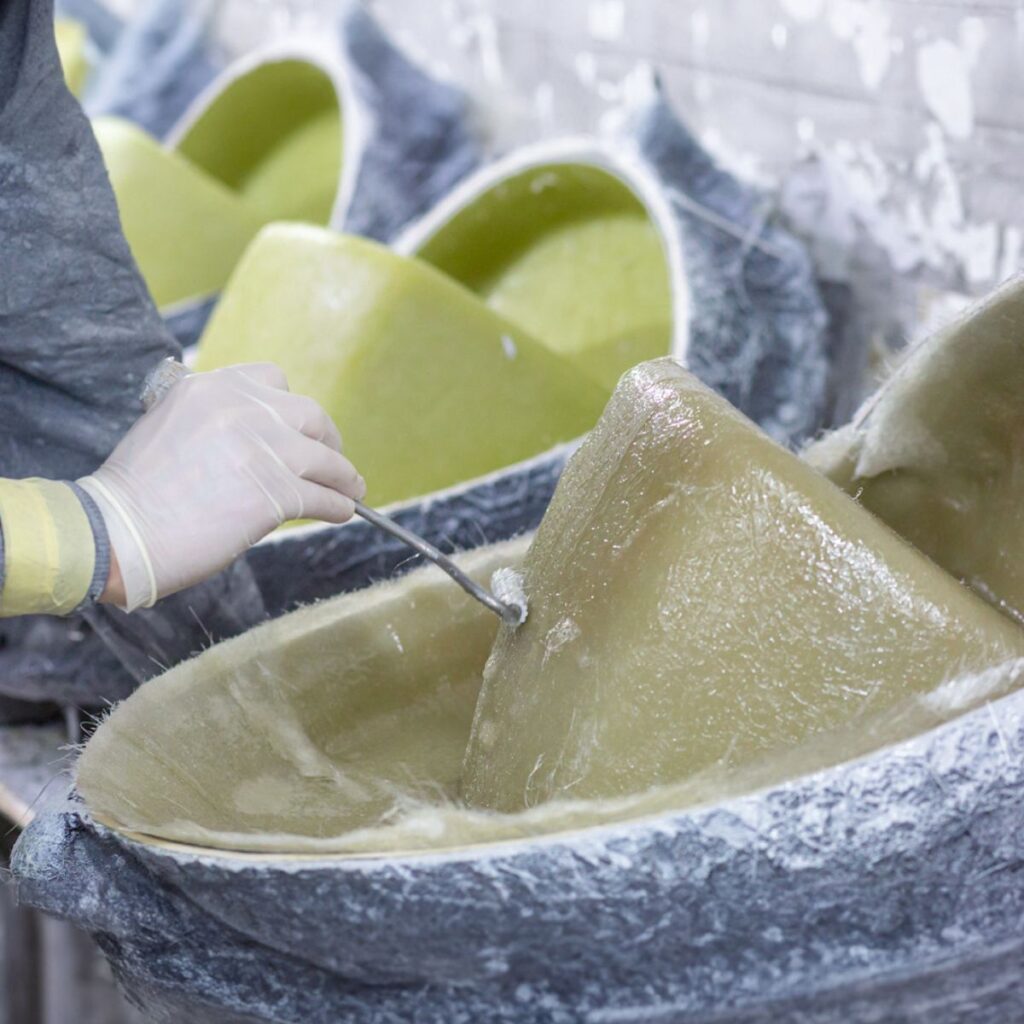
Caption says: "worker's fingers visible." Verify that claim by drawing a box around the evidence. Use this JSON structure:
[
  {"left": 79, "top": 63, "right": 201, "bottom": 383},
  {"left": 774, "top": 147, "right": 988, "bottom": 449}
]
[
  {"left": 294, "top": 479, "right": 357, "bottom": 525},
  {"left": 231, "top": 362, "right": 290, "bottom": 391},
  {"left": 266, "top": 392, "right": 343, "bottom": 451},
  {"left": 280, "top": 433, "right": 365, "bottom": 499}
]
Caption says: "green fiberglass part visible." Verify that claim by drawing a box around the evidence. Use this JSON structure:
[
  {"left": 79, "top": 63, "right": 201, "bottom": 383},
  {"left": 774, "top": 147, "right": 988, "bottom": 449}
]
[
  {"left": 195, "top": 225, "right": 608, "bottom": 508},
  {"left": 94, "top": 58, "right": 342, "bottom": 310},
  {"left": 805, "top": 275, "right": 1024, "bottom": 627},
  {"left": 462, "top": 359, "right": 1024, "bottom": 811},
  {"left": 55, "top": 18, "right": 89, "bottom": 97},
  {"left": 73, "top": 360, "right": 1024, "bottom": 860},
  {"left": 405, "top": 162, "right": 673, "bottom": 392}
]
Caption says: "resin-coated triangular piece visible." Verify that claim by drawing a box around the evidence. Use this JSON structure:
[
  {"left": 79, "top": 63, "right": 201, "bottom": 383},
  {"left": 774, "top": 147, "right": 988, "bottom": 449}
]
[
  {"left": 463, "top": 359, "right": 1024, "bottom": 811},
  {"left": 195, "top": 225, "right": 607, "bottom": 507},
  {"left": 806, "top": 276, "right": 1024, "bottom": 625}
]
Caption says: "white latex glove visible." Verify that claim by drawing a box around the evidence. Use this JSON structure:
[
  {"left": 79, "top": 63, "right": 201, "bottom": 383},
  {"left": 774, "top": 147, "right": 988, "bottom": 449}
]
[{"left": 79, "top": 363, "right": 365, "bottom": 611}]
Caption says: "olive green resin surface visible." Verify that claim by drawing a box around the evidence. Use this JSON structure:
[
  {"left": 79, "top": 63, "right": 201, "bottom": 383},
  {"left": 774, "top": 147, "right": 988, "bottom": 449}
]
[
  {"left": 78, "top": 540, "right": 528, "bottom": 850},
  {"left": 411, "top": 165, "right": 674, "bottom": 390},
  {"left": 95, "top": 60, "right": 342, "bottom": 309},
  {"left": 195, "top": 226, "right": 608, "bottom": 507},
  {"left": 462, "top": 359, "right": 1024, "bottom": 811},
  {"left": 806, "top": 276, "right": 1024, "bottom": 625},
  {"left": 78, "top": 360, "right": 1024, "bottom": 857}
]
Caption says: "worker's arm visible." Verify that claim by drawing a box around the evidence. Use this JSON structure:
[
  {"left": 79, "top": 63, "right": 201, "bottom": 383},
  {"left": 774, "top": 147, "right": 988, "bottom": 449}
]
[{"left": 0, "top": 363, "right": 364, "bottom": 617}]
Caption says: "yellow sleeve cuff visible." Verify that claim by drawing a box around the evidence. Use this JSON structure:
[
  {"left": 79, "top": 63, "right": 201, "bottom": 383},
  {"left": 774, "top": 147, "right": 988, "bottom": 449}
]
[{"left": 0, "top": 478, "right": 96, "bottom": 617}]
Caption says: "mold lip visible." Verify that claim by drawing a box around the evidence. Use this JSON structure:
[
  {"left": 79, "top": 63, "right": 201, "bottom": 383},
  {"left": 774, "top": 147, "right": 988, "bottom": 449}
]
[
  {"left": 392, "top": 134, "right": 693, "bottom": 371},
  {"left": 83, "top": 664, "right": 1024, "bottom": 874}
]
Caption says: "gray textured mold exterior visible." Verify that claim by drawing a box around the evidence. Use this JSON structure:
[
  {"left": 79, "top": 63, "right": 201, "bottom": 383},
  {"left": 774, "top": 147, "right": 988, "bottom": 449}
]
[
  {"left": 158, "top": 0, "right": 483, "bottom": 349},
  {"left": 56, "top": 0, "right": 122, "bottom": 54},
  {"left": 397, "top": 71, "right": 830, "bottom": 448},
  {"left": 84, "top": 0, "right": 222, "bottom": 140},
  {"left": 14, "top": 679, "right": 1024, "bottom": 1023}
]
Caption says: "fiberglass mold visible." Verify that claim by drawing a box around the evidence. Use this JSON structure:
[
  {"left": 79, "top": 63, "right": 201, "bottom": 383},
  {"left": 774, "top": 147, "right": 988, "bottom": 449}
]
[
  {"left": 33, "top": 79, "right": 838, "bottom": 704},
  {"left": 95, "top": 0, "right": 482, "bottom": 347},
  {"left": 15, "top": 683, "right": 1024, "bottom": 1024}
]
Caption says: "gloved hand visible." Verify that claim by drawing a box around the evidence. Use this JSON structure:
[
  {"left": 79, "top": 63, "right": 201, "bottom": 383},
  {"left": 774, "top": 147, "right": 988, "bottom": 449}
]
[{"left": 79, "top": 363, "right": 365, "bottom": 612}]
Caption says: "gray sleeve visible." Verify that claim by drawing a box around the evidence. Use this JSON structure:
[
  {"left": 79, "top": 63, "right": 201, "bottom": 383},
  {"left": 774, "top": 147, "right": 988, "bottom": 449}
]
[{"left": 0, "top": 0, "right": 180, "bottom": 485}]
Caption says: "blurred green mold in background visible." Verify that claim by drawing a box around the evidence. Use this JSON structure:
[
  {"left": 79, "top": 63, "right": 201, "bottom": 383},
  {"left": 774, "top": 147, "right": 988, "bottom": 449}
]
[
  {"left": 195, "top": 225, "right": 608, "bottom": 508},
  {"left": 55, "top": 17, "right": 90, "bottom": 96},
  {"left": 94, "top": 56, "right": 343, "bottom": 312}
]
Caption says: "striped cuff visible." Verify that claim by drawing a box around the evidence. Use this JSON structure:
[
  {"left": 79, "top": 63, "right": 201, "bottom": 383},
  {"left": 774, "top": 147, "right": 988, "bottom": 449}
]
[
  {"left": 0, "top": 478, "right": 106, "bottom": 617},
  {"left": 68, "top": 481, "right": 111, "bottom": 608}
]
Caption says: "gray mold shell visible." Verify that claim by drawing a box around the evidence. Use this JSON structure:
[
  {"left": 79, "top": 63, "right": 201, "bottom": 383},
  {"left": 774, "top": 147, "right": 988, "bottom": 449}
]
[
  {"left": 14, "top": 679, "right": 1024, "bottom": 1023},
  {"left": 159, "top": 0, "right": 483, "bottom": 348},
  {"left": 396, "top": 72, "right": 830, "bottom": 448}
]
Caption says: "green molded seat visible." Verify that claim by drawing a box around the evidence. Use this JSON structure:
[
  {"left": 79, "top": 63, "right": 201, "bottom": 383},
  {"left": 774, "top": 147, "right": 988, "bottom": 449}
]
[
  {"left": 399, "top": 158, "right": 675, "bottom": 392},
  {"left": 195, "top": 224, "right": 608, "bottom": 507},
  {"left": 95, "top": 58, "right": 342, "bottom": 311}
]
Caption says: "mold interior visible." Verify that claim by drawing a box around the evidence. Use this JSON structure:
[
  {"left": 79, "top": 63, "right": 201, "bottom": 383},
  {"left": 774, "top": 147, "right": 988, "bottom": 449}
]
[
  {"left": 95, "top": 60, "right": 341, "bottom": 308},
  {"left": 194, "top": 227, "right": 608, "bottom": 508},
  {"left": 412, "top": 164, "right": 675, "bottom": 391},
  {"left": 78, "top": 360, "right": 1024, "bottom": 858}
]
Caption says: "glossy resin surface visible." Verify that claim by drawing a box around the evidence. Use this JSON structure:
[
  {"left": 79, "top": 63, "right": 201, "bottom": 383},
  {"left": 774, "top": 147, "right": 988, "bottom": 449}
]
[{"left": 463, "top": 359, "right": 1024, "bottom": 811}]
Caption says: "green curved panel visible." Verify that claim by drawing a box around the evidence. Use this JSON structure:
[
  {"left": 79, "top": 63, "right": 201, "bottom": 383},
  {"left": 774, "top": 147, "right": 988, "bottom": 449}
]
[
  {"left": 195, "top": 224, "right": 609, "bottom": 507},
  {"left": 176, "top": 59, "right": 342, "bottom": 225},
  {"left": 94, "top": 118, "right": 267, "bottom": 309},
  {"left": 95, "top": 59, "right": 342, "bottom": 309},
  {"left": 55, "top": 18, "right": 89, "bottom": 97},
  {"left": 412, "top": 164, "right": 674, "bottom": 391},
  {"left": 806, "top": 278, "right": 1024, "bottom": 626}
]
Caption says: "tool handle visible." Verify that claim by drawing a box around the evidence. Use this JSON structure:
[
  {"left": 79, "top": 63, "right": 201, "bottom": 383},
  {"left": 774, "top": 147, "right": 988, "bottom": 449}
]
[{"left": 354, "top": 501, "right": 521, "bottom": 625}]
